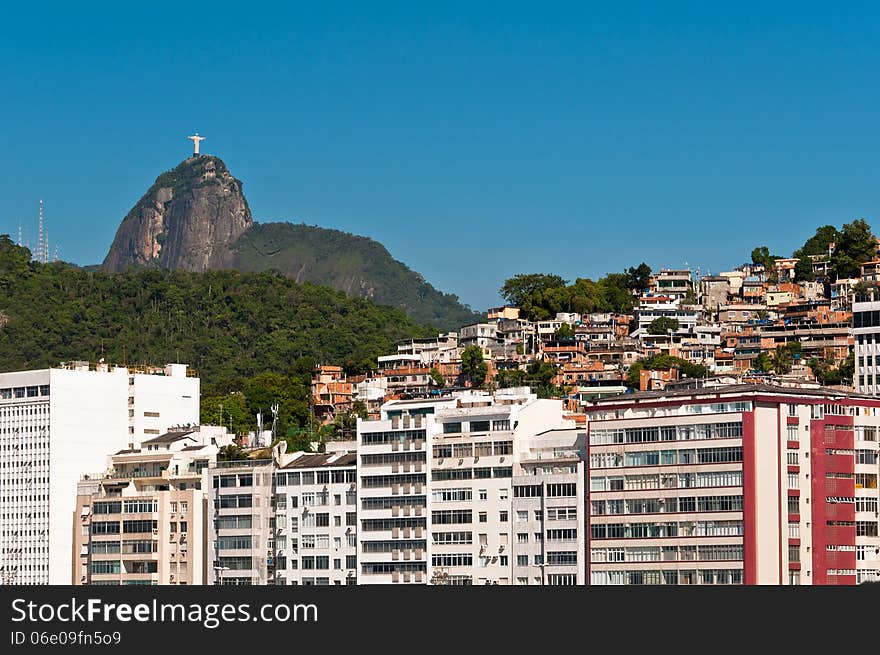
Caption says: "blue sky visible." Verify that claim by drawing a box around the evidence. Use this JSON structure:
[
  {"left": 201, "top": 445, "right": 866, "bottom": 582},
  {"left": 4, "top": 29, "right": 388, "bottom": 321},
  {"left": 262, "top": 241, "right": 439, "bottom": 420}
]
[{"left": 2, "top": 2, "right": 879, "bottom": 312}]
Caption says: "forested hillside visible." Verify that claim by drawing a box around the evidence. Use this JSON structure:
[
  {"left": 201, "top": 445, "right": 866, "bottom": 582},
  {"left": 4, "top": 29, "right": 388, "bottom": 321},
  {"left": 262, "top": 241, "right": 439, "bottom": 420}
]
[{"left": 0, "top": 236, "right": 433, "bottom": 387}]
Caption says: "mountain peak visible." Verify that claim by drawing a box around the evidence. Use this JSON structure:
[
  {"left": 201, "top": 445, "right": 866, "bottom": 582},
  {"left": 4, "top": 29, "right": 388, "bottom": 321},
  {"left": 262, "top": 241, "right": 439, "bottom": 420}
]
[{"left": 102, "top": 155, "right": 252, "bottom": 272}]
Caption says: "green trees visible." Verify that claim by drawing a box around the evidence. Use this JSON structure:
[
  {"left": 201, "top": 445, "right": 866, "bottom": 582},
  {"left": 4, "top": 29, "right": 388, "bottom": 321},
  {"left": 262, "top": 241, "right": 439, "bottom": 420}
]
[
  {"left": 429, "top": 367, "right": 446, "bottom": 387},
  {"left": 0, "top": 237, "right": 431, "bottom": 382},
  {"left": 626, "top": 355, "right": 708, "bottom": 388},
  {"left": 218, "top": 444, "right": 248, "bottom": 461},
  {"left": 495, "top": 368, "right": 526, "bottom": 388},
  {"left": 498, "top": 265, "right": 649, "bottom": 321},
  {"left": 554, "top": 323, "right": 575, "bottom": 340},
  {"left": 793, "top": 225, "right": 838, "bottom": 280},
  {"left": 625, "top": 263, "right": 652, "bottom": 292},
  {"left": 831, "top": 219, "right": 877, "bottom": 279},
  {"left": 753, "top": 342, "right": 802, "bottom": 374},
  {"left": 460, "top": 345, "right": 488, "bottom": 388},
  {"left": 790, "top": 220, "right": 876, "bottom": 282},
  {"left": 751, "top": 246, "right": 780, "bottom": 278},
  {"left": 808, "top": 351, "right": 854, "bottom": 386},
  {"left": 753, "top": 352, "right": 772, "bottom": 373},
  {"left": 647, "top": 317, "right": 679, "bottom": 335},
  {"left": 770, "top": 346, "right": 795, "bottom": 375}
]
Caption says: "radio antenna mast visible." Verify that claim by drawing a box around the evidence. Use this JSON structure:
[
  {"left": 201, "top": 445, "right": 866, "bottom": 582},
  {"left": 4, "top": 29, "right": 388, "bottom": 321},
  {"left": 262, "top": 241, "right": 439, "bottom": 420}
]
[{"left": 38, "top": 199, "right": 44, "bottom": 264}]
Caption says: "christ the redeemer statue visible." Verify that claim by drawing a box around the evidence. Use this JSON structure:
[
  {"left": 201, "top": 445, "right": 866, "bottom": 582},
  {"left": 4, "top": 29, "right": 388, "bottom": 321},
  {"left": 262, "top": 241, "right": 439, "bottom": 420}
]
[{"left": 188, "top": 133, "right": 206, "bottom": 156}]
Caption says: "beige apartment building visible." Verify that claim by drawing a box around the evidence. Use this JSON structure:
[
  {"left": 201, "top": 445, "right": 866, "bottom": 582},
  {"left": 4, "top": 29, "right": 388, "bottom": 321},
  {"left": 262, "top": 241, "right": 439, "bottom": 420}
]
[{"left": 72, "top": 426, "right": 231, "bottom": 585}]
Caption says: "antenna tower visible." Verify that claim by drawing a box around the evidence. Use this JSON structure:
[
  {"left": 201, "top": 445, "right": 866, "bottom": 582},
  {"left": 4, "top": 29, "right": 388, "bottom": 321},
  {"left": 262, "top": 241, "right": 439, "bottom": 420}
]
[{"left": 38, "top": 199, "right": 44, "bottom": 264}]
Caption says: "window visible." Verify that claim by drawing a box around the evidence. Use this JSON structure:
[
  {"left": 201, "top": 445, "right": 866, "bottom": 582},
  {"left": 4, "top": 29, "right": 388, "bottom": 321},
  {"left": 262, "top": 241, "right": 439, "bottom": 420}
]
[
  {"left": 91, "top": 561, "right": 121, "bottom": 575},
  {"left": 547, "top": 483, "right": 577, "bottom": 497},
  {"left": 499, "top": 511, "right": 508, "bottom": 523},
  {"left": 788, "top": 473, "right": 799, "bottom": 489},
  {"left": 516, "top": 533, "right": 528, "bottom": 544},
  {"left": 547, "top": 551, "right": 577, "bottom": 566},
  {"left": 479, "top": 489, "right": 488, "bottom": 501},
  {"left": 470, "top": 421, "right": 490, "bottom": 432},
  {"left": 787, "top": 451, "right": 799, "bottom": 466},
  {"left": 516, "top": 511, "right": 528, "bottom": 522},
  {"left": 479, "top": 512, "right": 487, "bottom": 523}
]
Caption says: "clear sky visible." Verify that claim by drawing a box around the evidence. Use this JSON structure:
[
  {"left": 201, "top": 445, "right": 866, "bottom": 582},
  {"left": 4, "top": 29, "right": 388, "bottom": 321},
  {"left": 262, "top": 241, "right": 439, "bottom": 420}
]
[{"left": 2, "top": 1, "right": 879, "bottom": 312}]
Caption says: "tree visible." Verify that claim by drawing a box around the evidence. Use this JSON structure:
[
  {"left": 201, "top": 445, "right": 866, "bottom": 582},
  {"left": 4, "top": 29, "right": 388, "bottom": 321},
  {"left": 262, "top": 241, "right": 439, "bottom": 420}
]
[
  {"left": 554, "top": 323, "right": 575, "bottom": 340},
  {"left": 831, "top": 219, "right": 876, "bottom": 280},
  {"left": 626, "top": 355, "right": 708, "bottom": 388},
  {"left": 625, "top": 263, "right": 652, "bottom": 292},
  {"left": 647, "top": 316, "right": 680, "bottom": 335},
  {"left": 200, "top": 392, "right": 249, "bottom": 435},
  {"left": 751, "top": 246, "right": 780, "bottom": 278},
  {"left": 769, "top": 345, "right": 794, "bottom": 375},
  {"left": 460, "top": 345, "right": 488, "bottom": 388},
  {"left": 808, "top": 351, "right": 854, "bottom": 386},
  {"left": 793, "top": 225, "right": 839, "bottom": 280},
  {"left": 753, "top": 352, "right": 771, "bottom": 373},
  {"left": 218, "top": 444, "right": 248, "bottom": 461},
  {"left": 499, "top": 273, "right": 568, "bottom": 308},
  {"left": 429, "top": 367, "right": 446, "bottom": 388},
  {"left": 495, "top": 368, "right": 526, "bottom": 388}
]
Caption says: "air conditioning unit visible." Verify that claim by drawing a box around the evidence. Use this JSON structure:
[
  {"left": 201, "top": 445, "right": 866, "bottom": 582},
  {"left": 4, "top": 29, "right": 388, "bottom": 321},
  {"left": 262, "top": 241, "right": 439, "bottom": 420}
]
[
  {"left": 152, "top": 529, "right": 158, "bottom": 535},
  {"left": 170, "top": 575, "right": 175, "bottom": 581},
  {"left": 458, "top": 459, "right": 463, "bottom": 465}
]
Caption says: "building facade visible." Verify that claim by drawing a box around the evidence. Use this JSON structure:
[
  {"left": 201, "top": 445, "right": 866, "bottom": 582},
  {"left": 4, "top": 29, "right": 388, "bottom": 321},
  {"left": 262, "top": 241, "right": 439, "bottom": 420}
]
[
  {"left": 585, "top": 384, "right": 880, "bottom": 585},
  {"left": 72, "top": 426, "right": 228, "bottom": 586},
  {"left": 0, "top": 362, "right": 198, "bottom": 585},
  {"left": 853, "top": 299, "right": 880, "bottom": 395},
  {"left": 208, "top": 459, "right": 276, "bottom": 585},
  {"left": 273, "top": 450, "right": 358, "bottom": 586}
]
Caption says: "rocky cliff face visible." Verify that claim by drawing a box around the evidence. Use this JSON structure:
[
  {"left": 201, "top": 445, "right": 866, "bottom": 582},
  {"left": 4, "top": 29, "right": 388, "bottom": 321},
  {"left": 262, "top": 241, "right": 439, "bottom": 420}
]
[{"left": 102, "top": 155, "right": 252, "bottom": 272}]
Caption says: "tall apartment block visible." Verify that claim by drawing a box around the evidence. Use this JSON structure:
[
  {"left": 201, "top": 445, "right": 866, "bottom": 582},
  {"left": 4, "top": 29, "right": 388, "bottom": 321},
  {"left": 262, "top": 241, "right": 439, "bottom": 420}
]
[
  {"left": 854, "top": 299, "right": 880, "bottom": 395},
  {"left": 0, "top": 361, "right": 199, "bottom": 584},
  {"left": 511, "top": 427, "right": 589, "bottom": 585},
  {"left": 356, "top": 397, "right": 443, "bottom": 584},
  {"left": 356, "top": 389, "right": 575, "bottom": 585},
  {"left": 273, "top": 449, "right": 358, "bottom": 585},
  {"left": 208, "top": 458, "right": 276, "bottom": 585},
  {"left": 585, "top": 384, "right": 880, "bottom": 585},
  {"left": 429, "top": 390, "right": 571, "bottom": 585},
  {"left": 73, "top": 426, "right": 230, "bottom": 585}
]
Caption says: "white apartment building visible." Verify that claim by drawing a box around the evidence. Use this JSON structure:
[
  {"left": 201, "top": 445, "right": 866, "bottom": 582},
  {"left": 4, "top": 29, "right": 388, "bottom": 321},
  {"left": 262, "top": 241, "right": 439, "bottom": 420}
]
[
  {"left": 634, "top": 300, "right": 699, "bottom": 336},
  {"left": 73, "top": 426, "right": 230, "bottom": 586},
  {"left": 429, "top": 390, "right": 568, "bottom": 585},
  {"left": 208, "top": 458, "right": 276, "bottom": 586},
  {"left": 854, "top": 300, "right": 880, "bottom": 395},
  {"left": 356, "top": 398, "right": 446, "bottom": 584},
  {"left": 356, "top": 389, "right": 574, "bottom": 585},
  {"left": 0, "top": 361, "right": 199, "bottom": 584},
  {"left": 512, "top": 427, "right": 588, "bottom": 585},
  {"left": 273, "top": 449, "right": 358, "bottom": 586}
]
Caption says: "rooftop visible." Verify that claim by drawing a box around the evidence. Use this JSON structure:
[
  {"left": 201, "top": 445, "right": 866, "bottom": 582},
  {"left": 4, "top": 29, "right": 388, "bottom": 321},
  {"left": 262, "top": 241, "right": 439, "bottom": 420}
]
[
  {"left": 141, "top": 429, "right": 198, "bottom": 445},
  {"left": 280, "top": 452, "right": 357, "bottom": 469},
  {"left": 589, "top": 382, "right": 877, "bottom": 404}
]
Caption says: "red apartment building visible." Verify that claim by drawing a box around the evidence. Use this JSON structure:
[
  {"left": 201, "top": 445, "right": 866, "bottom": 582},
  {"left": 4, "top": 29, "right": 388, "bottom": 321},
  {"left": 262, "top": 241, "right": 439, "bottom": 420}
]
[{"left": 584, "top": 384, "right": 880, "bottom": 585}]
